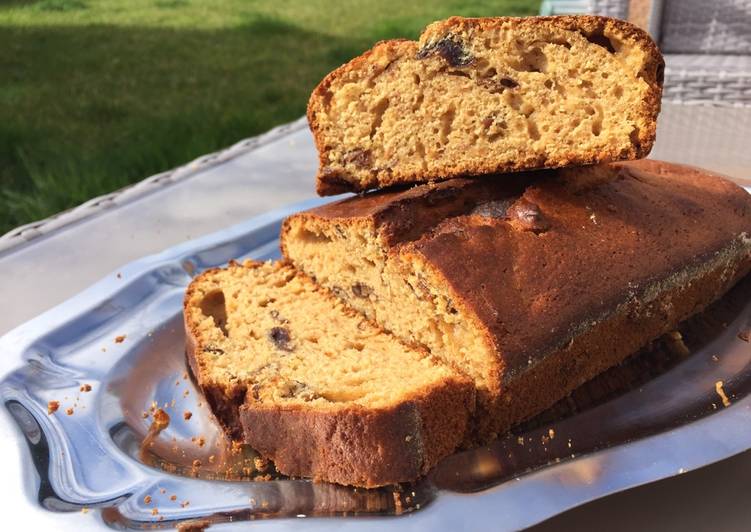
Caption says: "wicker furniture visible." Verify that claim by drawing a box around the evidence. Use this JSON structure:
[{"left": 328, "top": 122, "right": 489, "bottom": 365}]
[{"left": 540, "top": 0, "right": 751, "bottom": 105}]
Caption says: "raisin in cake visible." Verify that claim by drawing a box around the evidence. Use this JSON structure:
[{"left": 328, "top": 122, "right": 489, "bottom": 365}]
[
  {"left": 309, "top": 15, "right": 664, "bottom": 195},
  {"left": 184, "top": 260, "right": 474, "bottom": 487},
  {"left": 282, "top": 160, "right": 751, "bottom": 441}
]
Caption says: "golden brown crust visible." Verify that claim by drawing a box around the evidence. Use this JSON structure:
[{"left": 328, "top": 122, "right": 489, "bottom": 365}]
[
  {"left": 475, "top": 245, "right": 750, "bottom": 440},
  {"left": 309, "top": 16, "right": 664, "bottom": 195},
  {"left": 240, "top": 376, "right": 474, "bottom": 487},
  {"left": 183, "top": 261, "right": 475, "bottom": 487}
]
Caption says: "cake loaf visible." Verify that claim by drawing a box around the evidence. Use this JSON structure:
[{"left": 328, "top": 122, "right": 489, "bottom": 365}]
[
  {"left": 282, "top": 160, "right": 751, "bottom": 441},
  {"left": 309, "top": 16, "right": 664, "bottom": 195},
  {"left": 184, "top": 260, "right": 474, "bottom": 487}
]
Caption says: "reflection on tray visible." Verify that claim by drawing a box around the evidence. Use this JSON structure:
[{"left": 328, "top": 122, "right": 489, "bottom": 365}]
[{"left": 91, "top": 275, "right": 751, "bottom": 526}]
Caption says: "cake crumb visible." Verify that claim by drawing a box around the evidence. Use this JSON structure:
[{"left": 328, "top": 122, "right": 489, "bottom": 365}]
[
  {"left": 548, "top": 428, "right": 555, "bottom": 439},
  {"left": 196, "top": 437, "right": 205, "bottom": 447},
  {"left": 116, "top": 272, "right": 122, "bottom": 279},
  {"left": 183, "top": 390, "right": 190, "bottom": 397},
  {"left": 115, "top": 335, "right": 126, "bottom": 344},
  {"left": 192, "top": 459, "right": 201, "bottom": 468},
  {"left": 151, "top": 508, "right": 158, "bottom": 516},
  {"left": 66, "top": 407, "right": 74, "bottom": 416},
  {"left": 183, "top": 411, "right": 192, "bottom": 420},
  {"left": 208, "top": 455, "right": 215, "bottom": 464},
  {"left": 81, "top": 507, "right": 89, "bottom": 514},
  {"left": 665, "top": 331, "right": 690, "bottom": 356},
  {"left": 181, "top": 501, "right": 190, "bottom": 508},
  {"left": 715, "top": 380, "right": 731, "bottom": 407},
  {"left": 177, "top": 519, "right": 211, "bottom": 532},
  {"left": 153, "top": 408, "right": 170, "bottom": 426},
  {"left": 80, "top": 384, "right": 92, "bottom": 392},
  {"left": 160, "top": 488, "right": 167, "bottom": 494},
  {"left": 144, "top": 495, "right": 152, "bottom": 504},
  {"left": 738, "top": 330, "right": 750, "bottom": 342},
  {"left": 47, "top": 401, "right": 60, "bottom": 414},
  {"left": 140, "top": 409, "right": 170, "bottom": 461},
  {"left": 392, "top": 491, "right": 403, "bottom": 514},
  {"left": 712, "top": 355, "right": 719, "bottom": 362},
  {"left": 253, "top": 456, "right": 269, "bottom": 472},
  {"left": 170, "top": 494, "right": 177, "bottom": 501},
  {"left": 517, "top": 436, "right": 524, "bottom": 446},
  {"left": 142, "top": 411, "right": 149, "bottom": 418}
]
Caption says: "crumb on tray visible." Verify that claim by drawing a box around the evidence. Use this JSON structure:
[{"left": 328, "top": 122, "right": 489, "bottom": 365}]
[{"left": 715, "top": 380, "right": 731, "bottom": 407}]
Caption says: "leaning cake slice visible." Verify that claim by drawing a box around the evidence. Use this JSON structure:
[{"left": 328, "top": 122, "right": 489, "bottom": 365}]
[
  {"left": 309, "top": 15, "right": 664, "bottom": 195},
  {"left": 184, "top": 260, "right": 474, "bottom": 487},
  {"left": 282, "top": 160, "right": 751, "bottom": 441}
]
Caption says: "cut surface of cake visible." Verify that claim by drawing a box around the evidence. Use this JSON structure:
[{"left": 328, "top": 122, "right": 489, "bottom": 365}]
[
  {"left": 309, "top": 15, "right": 664, "bottom": 195},
  {"left": 184, "top": 260, "right": 474, "bottom": 487},
  {"left": 282, "top": 160, "right": 751, "bottom": 441}
]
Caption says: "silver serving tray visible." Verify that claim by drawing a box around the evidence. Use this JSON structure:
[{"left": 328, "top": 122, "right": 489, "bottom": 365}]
[{"left": 1, "top": 198, "right": 751, "bottom": 531}]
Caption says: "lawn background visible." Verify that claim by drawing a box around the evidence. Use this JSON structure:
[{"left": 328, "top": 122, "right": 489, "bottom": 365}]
[{"left": 0, "top": 0, "right": 540, "bottom": 235}]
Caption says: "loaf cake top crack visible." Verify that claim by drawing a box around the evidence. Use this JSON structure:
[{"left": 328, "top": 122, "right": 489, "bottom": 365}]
[
  {"left": 184, "top": 260, "right": 474, "bottom": 487},
  {"left": 309, "top": 15, "right": 664, "bottom": 195}
]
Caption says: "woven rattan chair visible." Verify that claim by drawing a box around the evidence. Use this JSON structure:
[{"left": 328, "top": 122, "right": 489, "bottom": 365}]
[{"left": 539, "top": 0, "right": 751, "bottom": 105}]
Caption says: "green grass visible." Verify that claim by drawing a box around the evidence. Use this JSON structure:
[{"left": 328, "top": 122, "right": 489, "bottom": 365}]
[{"left": 0, "top": 0, "right": 540, "bottom": 234}]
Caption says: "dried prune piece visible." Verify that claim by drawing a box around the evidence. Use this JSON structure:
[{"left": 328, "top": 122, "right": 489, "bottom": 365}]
[
  {"left": 417, "top": 35, "right": 474, "bottom": 67},
  {"left": 269, "top": 327, "right": 293, "bottom": 352},
  {"left": 506, "top": 198, "right": 551, "bottom": 234},
  {"left": 471, "top": 199, "right": 513, "bottom": 218},
  {"left": 342, "top": 148, "right": 372, "bottom": 168},
  {"left": 477, "top": 76, "right": 518, "bottom": 94},
  {"left": 351, "top": 282, "right": 373, "bottom": 298},
  {"left": 279, "top": 380, "right": 318, "bottom": 401}
]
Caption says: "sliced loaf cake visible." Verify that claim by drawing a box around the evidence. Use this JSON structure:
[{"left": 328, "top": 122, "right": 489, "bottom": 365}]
[
  {"left": 309, "top": 16, "right": 664, "bottom": 195},
  {"left": 184, "top": 260, "right": 474, "bottom": 487},
  {"left": 282, "top": 160, "right": 751, "bottom": 441}
]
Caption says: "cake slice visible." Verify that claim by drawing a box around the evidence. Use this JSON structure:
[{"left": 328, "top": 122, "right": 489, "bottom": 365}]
[
  {"left": 183, "top": 260, "right": 474, "bottom": 487},
  {"left": 282, "top": 160, "right": 751, "bottom": 441},
  {"left": 309, "top": 15, "right": 664, "bottom": 195}
]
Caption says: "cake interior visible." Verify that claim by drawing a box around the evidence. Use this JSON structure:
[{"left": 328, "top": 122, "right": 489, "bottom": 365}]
[
  {"left": 185, "top": 261, "right": 460, "bottom": 411},
  {"left": 314, "top": 18, "right": 660, "bottom": 189},
  {"left": 282, "top": 217, "right": 498, "bottom": 398}
]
